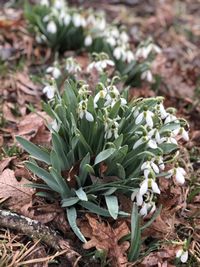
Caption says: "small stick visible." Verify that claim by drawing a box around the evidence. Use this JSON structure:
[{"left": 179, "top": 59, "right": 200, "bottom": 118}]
[{"left": 0, "top": 209, "right": 80, "bottom": 264}]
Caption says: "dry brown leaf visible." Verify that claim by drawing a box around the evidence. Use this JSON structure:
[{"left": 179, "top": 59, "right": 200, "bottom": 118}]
[
  {"left": 16, "top": 112, "right": 51, "bottom": 144},
  {"left": 80, "top": 214, "right": 130, "bottom": 267},
  {"left": 0, "top": 168, "right": 34, "bottom": 212},
  {"left": 0, "top": 156, "right": 16, "bottom": 174}
]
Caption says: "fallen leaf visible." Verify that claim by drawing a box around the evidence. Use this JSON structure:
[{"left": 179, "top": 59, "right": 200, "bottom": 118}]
[
  {"left": 80, "top": 214, "right": 130, "bottom": 267},
  {"left": 0, "top": 156, "right": 16, "bottom": 174},
  {"left": 0, "top": 168, "right": 34, "bottom": 212}
]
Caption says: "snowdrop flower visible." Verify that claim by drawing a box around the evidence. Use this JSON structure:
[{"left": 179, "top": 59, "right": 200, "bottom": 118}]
[
  {"left": 133, "top": 136, "right": 157, "bottom": 149},
  {"left": 173, "top": 127, "right": 189, "bottom": 141},
  {"left": 47, "top": 21, "right": 57, "bottom": 34},
  {"left": 120, "top": 31, "right": 129, "bottom": 43},
  {"left": 94, "top": 88, "right": 107, "bottom": 107},
  {"left": 126, "top": 50, "right": 135, "bottom": 63},
  {"left": 166, "top": 134, "right": 178, "bottom": 145},
  {"left": 41, "top": 0, "right": 49, "bottom": 6},
  {"left": 43, "top": 82, "right": 56, "bottom": 99},
  {"left": 156, "top": 103, "right": 168, "bottom": 119},
  {"left": 104, "top": 118, "right": 120, "bottom": 139},
  {"left": 176, "top": 249, "right": 188, "bottom": 263},
  {"left": 65, "top": 57, "right": 81, "bottom": 73},
  {"left": 106, "top": 36, "right": 116, "bottom": 47},
  {"left": 77, "top": 100, "right": 94, "bottom": 122},
  {"left": 141, "top": 70, "right": 154, "bottom": 83},
  {"left": 53, "top": 0, "right": 66, "bottom": 9},
  {"left": 87, "top": 59, "right": 114, "bottom": 72},
  {"left": 148, "top": 128, "right": 166, "bottom": 145},
  {"left": 139, "top": 178, "right": 160, "bottom": 196},
  {"left": 139, "top": 201, "right": 156, "bottom": 217},
  {"left": 165, "top": 167, "right": 186, "bottom": 184},
  {"left": 72, "top": 13, "right": 86, "bottom": 28},
  {"left": 158, "top": 156, "right": 165, "bottom": 170},
  {"left": 50, "top": 119, "right": 59, "bottom": 132},
  {"left": 164, "top": 113, "right": 178, "bottom": 124},
  {"left": 135, "top": 110, "right": 154, "bottom": 128},
  {"left": 136, "top": 43, "right": 161, "bottom": 59},
  {"left": 84, "top": 35, "right": 93, "bottom": 46},
  {"left": 113, "top": 47, "right": 125, "bottom": 60},
  {"left": 131, "top": 191, "right": 144, "bottom": 206},
  {"left": 63, "top": 14, "right": 71, "bottom": 26},
  {"left": 46, "top": 66, "right": 61, "bottom": 79},
  {"left": 141, "top": 160, "right": 159, "bottom": 179},
  {"left": 104, "top": 85, "right": 127, "bottom": 107}
]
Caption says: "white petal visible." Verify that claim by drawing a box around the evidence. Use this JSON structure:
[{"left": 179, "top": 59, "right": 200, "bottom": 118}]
[
  {"left": 181, "top": 251, "right": 188, "bottom": 263},
  {"left": 176, "top": 249, "right": 183, "bottom": 258},
  {"left": 141, "top": 161, "right": 149, "bottom": 170},
  {"left": 182, "top": 128, "right": 189, "bottom": 141},
  {"left": 151, "top": 162, "right": 159, "bottom": 174},
  {"left": 136, "top": 193, "right": 143, "bottom": 206},
  {"left": 148, "top": 139, "right": 157, "bottom": 149},
  {"left": 178, "top": 167, "right": 186, "bottom": 175},
  {"left": 47, "top": 21, "right": 57, "bottom": 34},
  {"left": 135, "top": 112, "right": 144, "bottom": 125},
  {"left": 144, "top": 169, "right": 150, "bottom": 179},
  {"left": 84, "top": 35, "right": 93, "bottom": 46},
  {"left": 175, "top": 169, "right": 185, "bottom": 184},
  {"left": 53, "top": 68, "right": 61, "bottom": 79},
  {"left": 46, "top": 67, "right": 53, "bottom": 73},
  {"left": 113, "top": 47, "right": 121, "bottom": 60},
  {"left": 140, "top": 203, "right": 148, "bottom": 216},
  {"left": 151, "top": 180, "right": 160, "bottom": 194},
  {"left": 85, "top": 111, "right": 94, "bottom": 122},
  {"left": 139, "top": 180, "right": 148, "bottom": 196},
  {"left": 133, "top": 138, "right": 143, "bottom": 149},
  {"left": 146, "top": 112, "right": 154, "bottom": 128}
]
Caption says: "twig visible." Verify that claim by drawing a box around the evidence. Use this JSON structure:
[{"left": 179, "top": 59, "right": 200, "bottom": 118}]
[{"left": 0, "top": 209, "right": 80, "bottom": 264}]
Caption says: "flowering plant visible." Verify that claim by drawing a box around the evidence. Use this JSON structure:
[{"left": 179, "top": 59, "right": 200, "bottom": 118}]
[
  {"left": 17, "top": 66, "right": 188, "bottom": 260},
  {"left": 24, "top": 0, "right": 160, "bottom": 86}
]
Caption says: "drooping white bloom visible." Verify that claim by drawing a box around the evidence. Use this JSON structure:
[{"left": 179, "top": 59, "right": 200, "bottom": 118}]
[
  {"left": 175, "top": 167, "right": 186, "bottom": 184},
  {"left": 133, "top": 135, "right": 157, "bottom": 149},
  {"left": 139, "top": 201, "right": 156, "bottom": 217},
  {"left": 141, "top": 70, "right": 154, "bottom": 83},
  {"left": 72, "top": 13, "right": 86, "bottom": 28},
  {"left": 113, "top": 47, "right": 124, "bottom": 60},
  {"left": 176, "top": 249, "right": 188, "bottom": 263},
  {"left": 53, "top": 0, "right": 66, "bottom": 9},
  {"left": 47, "top": 21, "right": 57, "bottom": 34},
  {"left": 173, "top": 127, "right": 189, "bottom": 141},
  {"left": 104, "top": 116, "right": 120, "bottom": 139},
  {"left": 135, "top": 110, "right": 154, "bottom": 128},
  {"left": 50, "top": 119, "right": 59, "bottom": 132},
  {"left": 164, "top": 113, "right": 178, "bottom": 124},
  {"left": 46, "top": 66, "right": 61, "bottom": 79},
  {"left": 136, "top": 43, "right": 161, "bottom": 59},
  {"left": 126, "top": 50, "right": 135, "bottom": 63},
  {"left": 65, "top": 57, "right": 81, "bottom": 73},
  {"left": 84, "top": 35, "right": 93, "bottom": 46},
  {"left": 77, "top": 100, "right": 94, "bottom": 122},
  {"left": 120, "top": 31, "right": 129, "bottom": 43},
  {"left": 87, "top": 59, "right": 114, "bottom": 73},
  {"left": 41, "top": 0, "right": 49, "bottom": 6},
  {"left": 141, "top": 160, "right": 159, "bottom": 179},
  {"left": 43, "top": 83, "right": 56, "bottom": 99},
  {"left": 139, "top": 178, "right": 160, "bottom": 196},
  {"left": 157, "top": 103, "right": 168, "bottom": 119},
  {"left": 63, "top": 14, "right": 71, "bottom": 26}
]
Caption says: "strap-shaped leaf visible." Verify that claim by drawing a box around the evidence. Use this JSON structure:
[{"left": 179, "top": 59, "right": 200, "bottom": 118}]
[
  {"left": 66, "top": 207, "right": 86, "bottom": 243},
  {"left": 75, "top": 187, "right": 88, "bottom": 201},
  {"left": 16, "top": 136, "right": 50, "bottom": 164},
  {"left": 50, "top": 168, "right": 71, "bottom": 198},
  {"left": 128, "top": 203, "right": 141, "bottom": 261},
  {"left": 105, "top": 195, "right": 119, "bottom": 219},
  {"left": 94, "top": 148, "right": 116, "bottom": 165},
  {"left": 79, "top": 201, "right": 111, "bottom": 217},
  {"left": 62, "top": 197, "right": 79, "bottom": 207},
  {"left": 25, "top": 162, "right": 60, "bottom": 193}
]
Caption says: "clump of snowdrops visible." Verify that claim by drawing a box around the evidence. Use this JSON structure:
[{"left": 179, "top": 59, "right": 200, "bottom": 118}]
[
  {"left": 17, "top": 55, "right": 189, "bottom": 260},
  {"left": 24, "top": 0, "right": 160, "bottom": 86}
]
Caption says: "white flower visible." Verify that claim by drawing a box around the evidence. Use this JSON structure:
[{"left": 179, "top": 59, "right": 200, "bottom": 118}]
[
  {"left": 164, "top": 113, "right": 178, "bottom": 124},
  {"left": 72, "top": 13, "right": 86, "bottom": 27},
  {"left": 141, "top": 70, "right": 153, "bottom": 83},
  {"left": 46, "top": 66, "right": 61, "bottom": 79},
  {"left": 126, "top": 50, "right": 135, "bottom": 63},
  {"left": 135, "top": 110, "right": 154, "bottom": 128},
  {"left": 104, "top": 117, "right": 120, "bottom": 139},
  {"left": 63, "top": 14, "right": 71, "bottom": 26},
  {"left": 47, "top": 21, "right": 57, "bottom": 34},
  {"left": 157, "top": 103, "right": 168, "bottom": 119},
  {"left": 136, "top": 43, "right": 161, "bottom": 59},
  {"left": 158, "top": 156, "right": 165, "bottom": 170},
  {"left": 140, "top": 202, "right": 148, "bottom": 216},
  {"left": 53, "top": 0, "right": 65, "bottom": 9},
  {"left": 84, "top": 35, "right": 93, "bottom": 46},
  {"left": 120, "top": 31, "right": 129, "bottom": 43},
  {"left": 106, "top": 36, "right": 116, "bottom": 47},
  {"left": 41, "top": 0, "right": 49, "bottom": 6},
  {"left": 141, "top": 160, "right": 159, "bottom": 179},
  {"left": 78, "top": 100, "right": 94, "bottom": 122},
  {"left": 51, "top": 119, "right": 59, "bottom": 132},
  {"left": 43, "top": 84, "right": 56, "bottom": 99},
  {"left": 176, "top": 249, "right": 188, "bottom": 263},
  {"left": 139, "top": 178, "right": 160, "bottom": 196},
  {"left": 175, "top": 167, "right": 186, "bottom": 184},
  {"left": 113, "top": 47, "right": 125, "bottom": 60},
  {"left": 87, "top": 59, "right": 114, "bottom": 72},
  {"left": 173, "top": 127, "right": 189, "bottom": 141},
  {"left": 94, "top": 89, "right": 107, "bottom": 107},
  {"left": 65, "top": 57, "right": 81, "bottom": 73}
]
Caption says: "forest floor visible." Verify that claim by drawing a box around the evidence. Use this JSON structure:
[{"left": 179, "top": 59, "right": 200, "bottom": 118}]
[{"left": 0, "top": 0, "right": 200, "bottom": 266}]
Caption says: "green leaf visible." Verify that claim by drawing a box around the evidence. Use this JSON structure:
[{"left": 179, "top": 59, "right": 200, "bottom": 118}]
[
  {"left": 62, "top": 197, "right": 79, "bottom": 207},
  {"left": 16, "top": 136, "right": 50, "bottom": 164},
  {"left": 105, "top": 195, "right": 119, "bottom": 219},
  {"left": 25, "top": 162, "right": 60, "bottom": 193},
  {"left": 50, "top": 168, "right": 71, "bottom": 198},
  {"left": 66, "top": 207, "right": 86, "bottom": 243},
  {"left": 79, "top": 201, "right": 111, "bottom": 217},
  {"left": 128, "top": 203, "right": 141, "bottom": 261},
  {"left": 75, "top": 187, "right": 88, "bottom": 201},
  {"left": 94, "top": 148, "right": 116, "bottom": 165},
  {"left": 159, "top": 143, "right": 178, "bottom": 154}
]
